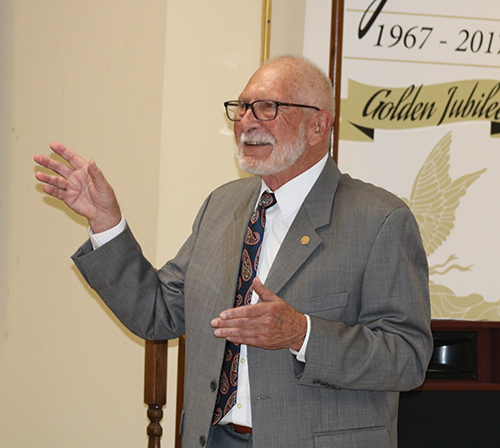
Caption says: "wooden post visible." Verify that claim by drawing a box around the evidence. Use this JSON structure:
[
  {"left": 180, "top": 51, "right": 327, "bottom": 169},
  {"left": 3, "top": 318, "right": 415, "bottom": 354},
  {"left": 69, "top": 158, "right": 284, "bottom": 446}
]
[
  {"left": 175, "top": 335, "right": 186, "bottom": 448},
  {"left": 144, "top": 340, "right": 169, "bottom": 448}
]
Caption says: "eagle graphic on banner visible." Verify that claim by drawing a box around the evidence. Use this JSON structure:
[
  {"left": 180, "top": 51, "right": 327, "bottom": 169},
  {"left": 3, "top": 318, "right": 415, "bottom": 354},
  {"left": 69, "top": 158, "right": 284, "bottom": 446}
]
[{"left": 402, "top": 131, "right": 500, "bottom": 320}]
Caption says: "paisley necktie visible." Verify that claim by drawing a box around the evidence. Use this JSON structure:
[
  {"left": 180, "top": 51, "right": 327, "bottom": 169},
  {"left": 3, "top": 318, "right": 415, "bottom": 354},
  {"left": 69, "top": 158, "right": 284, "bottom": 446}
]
[{"left": 212, "top": 191, "right": 277, "bottom": 425}]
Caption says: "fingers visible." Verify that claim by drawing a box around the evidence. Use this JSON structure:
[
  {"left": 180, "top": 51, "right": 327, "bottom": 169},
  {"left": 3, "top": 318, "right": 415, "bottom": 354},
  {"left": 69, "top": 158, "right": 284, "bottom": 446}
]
[
  {"left": 36, "top": 144, "right": 109, "bottom": 193},
  {"left": 211, "top": 308, "right": 253, "bottom": 330},
  {"left": 49, "top": 141, "right": 88, "bottom": 169},
  {"left": 41, "top": 183, "right": 67, "bottom": 200},
  {"left": 212, "top": 319, "right": 263, "bottom": 346},
  {"left": 211, "top": 280, "right": 307, "bottom": 350},
  {"left": 87, "top": 159, "right": 110, "bottom": 193},
  {"left": 34, "top": 142, "right": 89, "bottom": 179},
  {"left": 212, "top": 278, "right": 279, "bottom": 325},
  {"left": 210, "top": 284, "right": 278, "bottom": 345},
  {"left": 252, "top": 277, "right": 279, "bottom": 302},
  {"left": 35, "top": 170, "right": 69, "bottom": 191},
  {"left": 34, "top": 153, "right": 75, "bottom": 180},
  {"left": 35, "top": 142, "right": 122, "bottom": 230},
  {"left": 211, "top": 300, "right": 264, "bottom": 339}
]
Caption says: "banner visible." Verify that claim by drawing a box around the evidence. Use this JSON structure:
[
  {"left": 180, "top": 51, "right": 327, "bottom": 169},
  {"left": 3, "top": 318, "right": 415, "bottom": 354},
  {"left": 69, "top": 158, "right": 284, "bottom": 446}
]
[
  {"left": 339, "top": 0, "right": 500, "bottom": 320},
  {"left": 341, "top": 79, "right": 500, "bottom": 141}
]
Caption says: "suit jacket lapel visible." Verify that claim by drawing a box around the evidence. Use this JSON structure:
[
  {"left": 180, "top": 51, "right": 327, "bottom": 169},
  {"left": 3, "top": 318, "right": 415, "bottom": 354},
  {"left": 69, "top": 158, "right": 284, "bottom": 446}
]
[{"left": 265, "top": 158, "right": 342, "bottom": 296}]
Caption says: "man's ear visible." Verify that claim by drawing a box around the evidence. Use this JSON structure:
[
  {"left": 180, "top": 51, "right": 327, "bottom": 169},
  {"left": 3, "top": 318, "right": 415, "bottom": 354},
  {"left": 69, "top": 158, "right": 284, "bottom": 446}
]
[{"left": 307, "top": 110, "right": 334, "bottom": 147}]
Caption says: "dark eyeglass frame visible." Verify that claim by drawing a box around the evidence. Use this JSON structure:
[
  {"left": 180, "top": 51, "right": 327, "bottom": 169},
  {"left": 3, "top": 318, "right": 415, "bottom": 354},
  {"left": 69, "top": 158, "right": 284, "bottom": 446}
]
[{"left": 224, "top": 100, "right": 320, "bottom": 122}]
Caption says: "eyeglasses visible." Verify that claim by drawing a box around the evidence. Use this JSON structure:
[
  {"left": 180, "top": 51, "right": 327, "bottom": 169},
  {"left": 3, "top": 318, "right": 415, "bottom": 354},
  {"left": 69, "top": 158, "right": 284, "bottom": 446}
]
[{"left": 224, "top": 100, "right": 320, "bottom": 122}]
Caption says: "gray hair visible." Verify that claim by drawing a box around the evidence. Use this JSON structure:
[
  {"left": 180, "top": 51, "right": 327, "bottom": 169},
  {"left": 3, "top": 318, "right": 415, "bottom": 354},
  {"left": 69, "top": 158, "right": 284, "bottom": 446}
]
[{"left": 262, "top": 55, "right": 335, "bottom": 115}]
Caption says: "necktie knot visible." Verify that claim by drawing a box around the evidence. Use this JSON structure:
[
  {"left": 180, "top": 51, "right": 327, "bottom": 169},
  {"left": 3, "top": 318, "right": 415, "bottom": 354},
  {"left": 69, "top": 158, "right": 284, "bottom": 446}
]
[
  {"left": 251, "top": 191, "right": 276, "bottom": 228},
  {"left": 259, "top": 191, "right": 276, "bottom": 210}
]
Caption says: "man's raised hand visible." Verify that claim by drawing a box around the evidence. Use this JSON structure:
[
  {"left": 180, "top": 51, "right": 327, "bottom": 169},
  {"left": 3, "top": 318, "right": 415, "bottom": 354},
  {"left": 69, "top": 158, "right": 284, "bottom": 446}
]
[{"left": 34, "top": 142, "right": 121, "bottom": 233}]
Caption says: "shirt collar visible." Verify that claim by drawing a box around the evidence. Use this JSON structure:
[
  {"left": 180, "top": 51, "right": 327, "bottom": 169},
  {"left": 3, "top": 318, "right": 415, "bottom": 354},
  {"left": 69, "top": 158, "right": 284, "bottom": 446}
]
[{"left": 260, "top": 154, "right": 329, "bottom": 219}]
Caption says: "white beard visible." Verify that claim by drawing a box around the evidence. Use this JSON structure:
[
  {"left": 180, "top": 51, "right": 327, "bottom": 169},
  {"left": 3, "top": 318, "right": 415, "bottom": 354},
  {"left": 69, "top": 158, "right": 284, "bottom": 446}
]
[{"left": 235, "top": 124, "right": 307, "bottom": 176}]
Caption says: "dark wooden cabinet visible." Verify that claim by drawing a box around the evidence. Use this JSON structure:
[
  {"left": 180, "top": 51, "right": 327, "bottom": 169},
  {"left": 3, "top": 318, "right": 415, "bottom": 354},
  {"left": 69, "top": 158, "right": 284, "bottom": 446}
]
[
  {"left": 418, "top": 320, "right": 500, "bottom": 391},
  {"left": 399, "top": 320, "right": 500, "bottom": 448}
]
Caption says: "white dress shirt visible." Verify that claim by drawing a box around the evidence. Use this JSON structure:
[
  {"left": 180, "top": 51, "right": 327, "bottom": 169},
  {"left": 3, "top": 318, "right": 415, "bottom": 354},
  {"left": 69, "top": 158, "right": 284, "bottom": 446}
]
[{"left": 89, "top": 154, "right": 329, "bottom": 428}]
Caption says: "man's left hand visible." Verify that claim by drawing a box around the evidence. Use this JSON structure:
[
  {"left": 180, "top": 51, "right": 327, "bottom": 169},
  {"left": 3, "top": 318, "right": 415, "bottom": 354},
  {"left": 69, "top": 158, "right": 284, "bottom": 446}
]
[{"left": 211, "top": 278, "right": 307, "bottom": 351}]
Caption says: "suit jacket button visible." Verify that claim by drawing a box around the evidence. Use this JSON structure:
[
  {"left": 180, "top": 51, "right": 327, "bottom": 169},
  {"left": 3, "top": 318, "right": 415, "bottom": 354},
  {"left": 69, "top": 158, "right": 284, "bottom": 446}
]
[
  {"left": 199, "top": 435, "right": 207, "bottom": 446},
  {"left": 210, "top": 380, "right": 217, "bottom": 392}
]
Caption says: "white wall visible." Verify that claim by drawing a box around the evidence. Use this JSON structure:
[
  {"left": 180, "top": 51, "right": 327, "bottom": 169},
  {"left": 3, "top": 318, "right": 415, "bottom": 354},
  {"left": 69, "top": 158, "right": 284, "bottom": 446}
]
[
  {"left": 270, "top": 0, "right": 306, "bottom": 57},
  {"left": 303, "top": 0, "right": 333, "bottom": 73},
  {"left": 0, "top": 1, "right": 167, "bottom": 447},
  {"left": 0, "top": 1, "right": 307, "bottom": 447}
]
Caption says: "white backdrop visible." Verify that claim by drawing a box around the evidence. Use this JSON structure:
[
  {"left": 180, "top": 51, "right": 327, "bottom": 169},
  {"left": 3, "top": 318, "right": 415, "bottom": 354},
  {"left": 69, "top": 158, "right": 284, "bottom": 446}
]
[{"left": 305, "top": 0, "right": 500, "bottom": 320}]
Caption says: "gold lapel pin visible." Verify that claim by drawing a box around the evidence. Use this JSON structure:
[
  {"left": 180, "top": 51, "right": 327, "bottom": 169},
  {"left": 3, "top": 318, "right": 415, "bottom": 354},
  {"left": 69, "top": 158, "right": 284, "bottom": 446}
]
[{"left": 301, "top": 236, "right": 310, "bottom": 245}]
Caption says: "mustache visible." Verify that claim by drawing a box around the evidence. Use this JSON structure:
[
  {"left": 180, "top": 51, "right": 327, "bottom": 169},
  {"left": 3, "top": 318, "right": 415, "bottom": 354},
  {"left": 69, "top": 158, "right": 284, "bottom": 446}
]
[{"left": 239, "top": 131, "right": 276, "bottom": 146}]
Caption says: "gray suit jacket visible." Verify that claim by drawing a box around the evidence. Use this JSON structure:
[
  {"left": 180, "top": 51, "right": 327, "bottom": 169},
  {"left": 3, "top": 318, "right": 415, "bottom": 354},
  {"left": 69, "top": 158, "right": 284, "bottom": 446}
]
[{"left": 73, "top": 158, "right": 432, "bottom": 448}]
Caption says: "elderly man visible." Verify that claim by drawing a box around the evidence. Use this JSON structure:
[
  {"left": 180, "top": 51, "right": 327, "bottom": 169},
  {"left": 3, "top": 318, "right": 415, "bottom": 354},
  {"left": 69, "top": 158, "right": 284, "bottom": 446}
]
[{"left": 35, "top": 55, "right": 432, "bottom": 448}]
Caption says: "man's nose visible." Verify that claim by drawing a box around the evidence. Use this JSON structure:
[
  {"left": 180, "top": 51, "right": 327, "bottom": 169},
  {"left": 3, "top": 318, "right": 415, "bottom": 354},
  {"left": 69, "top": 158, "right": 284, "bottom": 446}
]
[{"left": 239, "top": 106, "right": 260, "bottom": 131}]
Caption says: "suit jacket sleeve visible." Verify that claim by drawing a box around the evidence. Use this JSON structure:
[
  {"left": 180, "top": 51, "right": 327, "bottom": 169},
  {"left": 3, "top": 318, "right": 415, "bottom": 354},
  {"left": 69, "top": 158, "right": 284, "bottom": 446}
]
[
  {"left": 71, "top": 194, "right": 212, "bottom": 340},
  {"left": 293, "top": 205, "right": 432, "bottom": 392}
]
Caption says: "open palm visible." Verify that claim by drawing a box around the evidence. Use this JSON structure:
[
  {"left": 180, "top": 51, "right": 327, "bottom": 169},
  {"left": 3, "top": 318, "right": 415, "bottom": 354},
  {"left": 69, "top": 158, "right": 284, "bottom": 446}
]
[{"left": 34, "top": 142, "right": 121, "bottom": 233}]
